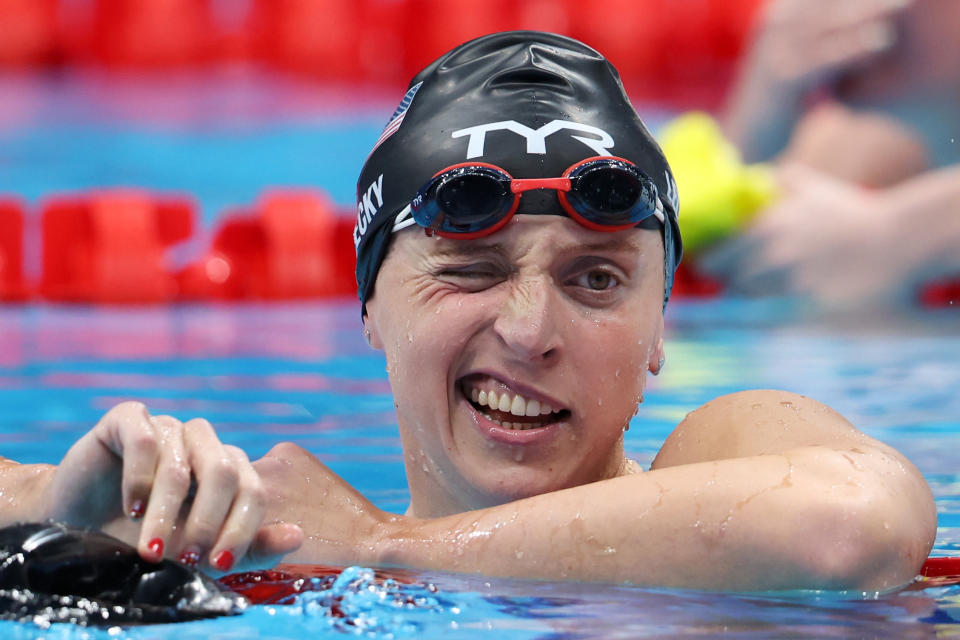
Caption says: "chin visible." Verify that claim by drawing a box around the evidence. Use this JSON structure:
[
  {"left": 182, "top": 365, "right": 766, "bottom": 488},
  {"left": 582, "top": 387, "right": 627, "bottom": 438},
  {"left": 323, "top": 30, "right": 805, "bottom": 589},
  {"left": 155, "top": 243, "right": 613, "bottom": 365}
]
[{"left": 458, "top": 460, "right": 586, "bottom": 506}]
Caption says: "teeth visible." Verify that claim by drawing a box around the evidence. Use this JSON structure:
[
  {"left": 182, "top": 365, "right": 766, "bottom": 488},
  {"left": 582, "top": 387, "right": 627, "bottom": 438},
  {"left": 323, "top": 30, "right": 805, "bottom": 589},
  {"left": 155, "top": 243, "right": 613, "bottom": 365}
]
[
  {"left": 525, "top": 398, "right": 540, "bottom": 417},
  {"left": 466, "top": 381, "right": 563, "bottom": 429},
  {"left": 480, "top": 414, "right": 544, "bottom": 431}
]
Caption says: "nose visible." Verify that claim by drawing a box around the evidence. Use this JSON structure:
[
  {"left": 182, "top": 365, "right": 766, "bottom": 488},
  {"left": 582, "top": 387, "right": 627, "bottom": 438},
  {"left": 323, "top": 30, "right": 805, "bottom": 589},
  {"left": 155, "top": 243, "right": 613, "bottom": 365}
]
[{"left": 493, "top": 275, "right": 561, "bottom": 362}]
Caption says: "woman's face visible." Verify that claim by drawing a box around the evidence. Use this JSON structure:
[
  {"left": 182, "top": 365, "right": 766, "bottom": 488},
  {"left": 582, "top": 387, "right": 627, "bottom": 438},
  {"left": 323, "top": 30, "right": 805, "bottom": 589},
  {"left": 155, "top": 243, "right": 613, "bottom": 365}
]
[{"left": 365, "top": 215, "right": 665, "bottom": 517}]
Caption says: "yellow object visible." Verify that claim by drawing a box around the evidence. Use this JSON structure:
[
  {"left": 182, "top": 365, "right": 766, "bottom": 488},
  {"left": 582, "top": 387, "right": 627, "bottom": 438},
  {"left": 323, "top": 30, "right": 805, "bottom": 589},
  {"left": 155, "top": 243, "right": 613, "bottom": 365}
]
[{"left": 658, "top": 112, "right": 778, "bottom": 255}]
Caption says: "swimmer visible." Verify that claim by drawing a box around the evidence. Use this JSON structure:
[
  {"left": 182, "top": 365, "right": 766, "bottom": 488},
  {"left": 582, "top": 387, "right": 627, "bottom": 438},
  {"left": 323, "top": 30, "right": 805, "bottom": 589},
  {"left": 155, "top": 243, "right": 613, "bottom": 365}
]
[
  {"left": 708, "top": 0, "right": 960, "bottom": 308},
  {"left": 0, "top": 32, "right": 937, "bottom": 591}
]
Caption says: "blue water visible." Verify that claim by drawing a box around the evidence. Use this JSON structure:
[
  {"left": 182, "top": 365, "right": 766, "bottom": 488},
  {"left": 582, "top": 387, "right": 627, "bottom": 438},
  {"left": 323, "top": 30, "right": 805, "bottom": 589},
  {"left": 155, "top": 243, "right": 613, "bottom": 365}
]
[
  {"left": 0, "top": 301, "right": 957, "bottom": 638},
  {"left": 0, "top": 69, "right": 958, "bottom": 637}
]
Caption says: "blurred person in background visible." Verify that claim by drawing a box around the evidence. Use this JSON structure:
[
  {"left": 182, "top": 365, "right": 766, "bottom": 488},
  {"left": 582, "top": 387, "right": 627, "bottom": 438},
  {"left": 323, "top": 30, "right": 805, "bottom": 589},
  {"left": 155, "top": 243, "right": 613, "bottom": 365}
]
[{"left": 685, "top": 0, "right": 960, "bottom": 311}]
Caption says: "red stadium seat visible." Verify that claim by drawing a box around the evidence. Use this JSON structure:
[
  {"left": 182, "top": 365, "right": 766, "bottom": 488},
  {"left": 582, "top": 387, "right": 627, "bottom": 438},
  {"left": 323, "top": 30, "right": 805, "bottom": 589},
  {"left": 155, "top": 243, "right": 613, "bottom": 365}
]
[
  {"left": 0, "top": 0, "right": 59, "bottom": 66},
  {"left": 39, "top": 190, "right": 194, "bottom": 303},
  {"left": 671, "top": 262, "right": 724, "bottom": 298},
  {"left": 0, "top": 199, "right": 28, "bottom": 301},
  {"left": 569, "top": 0, "right": 764, "bottom": 105},
  {"left": 67, "top": 0, "right": 219, "bottom": 68},
  {"left": 246, "top": 0, "right": 365, "bottom": 82},
  {"left": 178, "top": 190, "right": 356, "bottom": 301}
]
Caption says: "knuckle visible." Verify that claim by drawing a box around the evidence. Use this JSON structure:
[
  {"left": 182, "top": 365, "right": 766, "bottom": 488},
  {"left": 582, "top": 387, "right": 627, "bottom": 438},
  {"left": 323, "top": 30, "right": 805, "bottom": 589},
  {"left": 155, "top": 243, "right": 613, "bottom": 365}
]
[
  {"left": 187, "top": 514, "right": 220, "bottom": 543},
  {"left": 187, "top": 416, "right": 213, "bottom": 429},
  {"left": 244, "top": 481, "right": 268, "bottom": 512},
  {"left": 113, "top": 400, "right": 148, "bottom": 416},
  {"left": 128, "top": 429, "right": 159, "bottom": 454},
  {"left": 223, "top": 444, "right": 249, "bottom": 462},
  {"left": 163, "top": 462, "right": 192, "bottom": 494},
  {"left": 99, "top": 401, "right": 148, "bottom": 426},
  {"left": 150, "top": 415, "right": 183, "bottom": 438},
  {"left": 183, "top": 417, "right": 214, "bottom": 436},
  {"left": 208, "top": 458, "right": 239, "bottom": 489}
]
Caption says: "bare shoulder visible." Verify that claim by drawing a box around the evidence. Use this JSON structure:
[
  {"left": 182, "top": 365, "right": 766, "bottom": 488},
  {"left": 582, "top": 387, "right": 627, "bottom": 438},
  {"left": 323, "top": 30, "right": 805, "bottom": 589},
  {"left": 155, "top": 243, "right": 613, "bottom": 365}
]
[
  {"left": 650, "top": 390, "right": 937, "bottom": 584},
  {"left": 652, "top": 389, "right": 877, "bottom": 468}
]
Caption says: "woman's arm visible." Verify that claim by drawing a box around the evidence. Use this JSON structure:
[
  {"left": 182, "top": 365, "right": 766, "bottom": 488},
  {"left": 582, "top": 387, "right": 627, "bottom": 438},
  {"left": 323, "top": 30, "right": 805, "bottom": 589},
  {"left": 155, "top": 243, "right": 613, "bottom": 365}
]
[
  {"left": 264, "top": 390, "right": 935, "bottom": 591},
  {"left": 723, "top": 0, "right": 908, "bottom": 162},
  {"left": 0, "top": 457, "right": 56, "bottom": 524},
  {"left": 0, "top": 401, "right": 302, "bottom": 572},
  {"left": 699, "top": 162, "right": 960, "bottom": 309}
]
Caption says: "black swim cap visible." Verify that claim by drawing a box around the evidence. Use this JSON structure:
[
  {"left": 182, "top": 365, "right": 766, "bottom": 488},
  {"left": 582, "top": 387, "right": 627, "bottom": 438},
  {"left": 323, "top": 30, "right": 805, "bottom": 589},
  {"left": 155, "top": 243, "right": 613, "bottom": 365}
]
[{"left": 354, "top": 31, "right": 682, "bottom": 312}]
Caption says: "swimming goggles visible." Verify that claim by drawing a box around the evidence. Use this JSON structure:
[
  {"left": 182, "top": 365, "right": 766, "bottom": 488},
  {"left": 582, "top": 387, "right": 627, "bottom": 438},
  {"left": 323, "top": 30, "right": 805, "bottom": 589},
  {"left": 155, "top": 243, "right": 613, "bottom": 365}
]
[{"left": 392, "top": 156, "right": 664, "bottom": 239}]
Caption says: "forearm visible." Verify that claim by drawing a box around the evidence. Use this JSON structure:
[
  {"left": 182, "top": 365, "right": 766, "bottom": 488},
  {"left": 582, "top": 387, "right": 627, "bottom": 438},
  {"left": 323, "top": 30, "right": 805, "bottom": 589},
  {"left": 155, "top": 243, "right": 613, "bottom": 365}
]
[
  {"left": 723, "top": 65, "right": 807, "bottom": 163},
  {"left": 374, "top": 447, "right": 933, "bottom": 591},
  {"left": 0, "top": 457, "right": 56, "bottom": 525},
  {"left": 889, "top": 165, "right": 960, "bottom": 280}
]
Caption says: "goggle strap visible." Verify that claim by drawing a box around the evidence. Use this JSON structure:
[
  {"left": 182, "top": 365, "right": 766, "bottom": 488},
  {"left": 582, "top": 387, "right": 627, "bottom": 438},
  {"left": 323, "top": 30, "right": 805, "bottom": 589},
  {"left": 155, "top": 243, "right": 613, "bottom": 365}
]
[
  {"left": 652, "top": 199, "right": 665, "bottom": 224},
  {"left": 392, "top": 204, "right": 416, "bottom": 232}
]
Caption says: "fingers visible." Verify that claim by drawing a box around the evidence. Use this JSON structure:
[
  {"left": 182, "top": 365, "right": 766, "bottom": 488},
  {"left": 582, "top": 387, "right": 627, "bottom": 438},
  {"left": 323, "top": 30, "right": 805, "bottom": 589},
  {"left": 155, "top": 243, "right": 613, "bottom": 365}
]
[
  {"left": 188, "top": 444, "right": 261, "bottom": 572},
  {"left": 46, "top": 401, "right": 157, "bottom": 525},
  {"left": 136, "top": 414, "right": 192, "bottom": 562},
  {"left": 150, "top": 423, "right": 295, "bottom": 573},
  {"left": 756, "top": 0, "right": 909, "bottom": 86},
  {"left": 206, "top": 455, "right": 304, "bottom": 574},
  {"left": 229, "top": 522, "right": 304, "bottom": 574},
  {"left": 766, "top": 0, "right": 910, "bottom": 34},
  {"left": 113, "top": 406, "right": 161, "bottom": 520},
  {"left": 84, "top": 402, "right": 293, "bottom": 572},
  {"left": 175, "top": 419, "right": 239, "bottom": 566}
]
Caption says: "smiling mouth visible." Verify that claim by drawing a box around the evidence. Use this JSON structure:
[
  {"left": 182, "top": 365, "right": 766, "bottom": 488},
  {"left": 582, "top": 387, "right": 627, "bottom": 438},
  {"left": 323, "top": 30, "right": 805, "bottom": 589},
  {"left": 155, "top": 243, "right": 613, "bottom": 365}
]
[{"left": 459, "top": 377, "right": 570, "bottom": 431}]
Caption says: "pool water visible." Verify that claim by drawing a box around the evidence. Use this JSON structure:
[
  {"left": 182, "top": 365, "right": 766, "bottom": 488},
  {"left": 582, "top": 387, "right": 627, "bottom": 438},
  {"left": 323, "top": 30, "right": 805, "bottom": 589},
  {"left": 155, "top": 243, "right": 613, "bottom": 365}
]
[
  {"left": 1, "top": 69, "right": 958, "bottom": 637},
  {"left": 0, "top": 300, "right": 957, "bottom": 638}
]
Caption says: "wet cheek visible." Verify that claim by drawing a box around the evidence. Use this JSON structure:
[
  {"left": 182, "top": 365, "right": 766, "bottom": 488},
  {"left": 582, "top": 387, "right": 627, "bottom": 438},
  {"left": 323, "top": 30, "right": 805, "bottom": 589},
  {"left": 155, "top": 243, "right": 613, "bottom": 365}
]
[
  {"left": 383, "top": 311, "right": 458, "bottom": 414},
  {"left": 577, "top": 322, "right": 649, "bottom": 409}
]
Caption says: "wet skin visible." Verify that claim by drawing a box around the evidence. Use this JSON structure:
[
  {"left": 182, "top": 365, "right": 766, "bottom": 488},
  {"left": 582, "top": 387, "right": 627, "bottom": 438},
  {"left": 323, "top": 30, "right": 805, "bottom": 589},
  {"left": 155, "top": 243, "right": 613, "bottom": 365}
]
[
  {"left": 364, "top": 215, "right": 665, "bottom": 517},
  {"left": 0, "top": 214, "right": 937, "bottom": 590}
]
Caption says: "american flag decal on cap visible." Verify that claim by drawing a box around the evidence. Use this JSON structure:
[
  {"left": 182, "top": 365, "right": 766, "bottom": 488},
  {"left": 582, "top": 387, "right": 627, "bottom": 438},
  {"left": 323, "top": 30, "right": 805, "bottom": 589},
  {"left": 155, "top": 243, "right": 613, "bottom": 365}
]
[{"left": 371, "top": 81, "right": 423, "bottom": 152}]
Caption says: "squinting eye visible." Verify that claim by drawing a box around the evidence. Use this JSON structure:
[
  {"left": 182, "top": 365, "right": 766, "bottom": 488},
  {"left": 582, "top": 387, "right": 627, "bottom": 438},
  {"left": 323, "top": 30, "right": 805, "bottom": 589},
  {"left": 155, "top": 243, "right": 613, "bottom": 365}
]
[
  {"left": 440, "top": 266, "right": 500, "bottom": 279},
  {"left": 573, "top": 270, "right": 619, "bottom": 291}
]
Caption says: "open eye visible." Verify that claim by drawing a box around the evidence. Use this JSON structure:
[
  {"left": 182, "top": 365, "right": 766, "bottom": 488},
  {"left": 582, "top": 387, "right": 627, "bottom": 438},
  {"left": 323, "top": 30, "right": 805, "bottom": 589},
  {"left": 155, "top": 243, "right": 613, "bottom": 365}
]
[{"left": 570, "top": 269, "right": 620, "bottom": 291}]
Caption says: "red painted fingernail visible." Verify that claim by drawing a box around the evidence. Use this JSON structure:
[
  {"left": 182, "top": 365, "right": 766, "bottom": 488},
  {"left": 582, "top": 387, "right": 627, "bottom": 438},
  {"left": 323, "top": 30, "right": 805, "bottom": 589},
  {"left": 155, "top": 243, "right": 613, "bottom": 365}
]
[
  {"left": 178, "top": 549, "right": 200, "bottom": 567},
  {"left": 147, "top": 538, "right": 164, "bottom": 559},
  {"left": 212, "top": 550, "right": 234, "bottom": 572},
  {"left": 129, "top": 500, "right": 145, "bottom": 519}
]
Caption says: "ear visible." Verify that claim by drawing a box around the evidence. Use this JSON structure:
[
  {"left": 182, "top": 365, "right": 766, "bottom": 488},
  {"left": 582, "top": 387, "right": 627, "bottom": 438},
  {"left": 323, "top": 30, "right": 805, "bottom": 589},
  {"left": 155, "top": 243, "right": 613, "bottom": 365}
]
[{"left": 362, "top": 301, "right": 385, "bottom": 351}]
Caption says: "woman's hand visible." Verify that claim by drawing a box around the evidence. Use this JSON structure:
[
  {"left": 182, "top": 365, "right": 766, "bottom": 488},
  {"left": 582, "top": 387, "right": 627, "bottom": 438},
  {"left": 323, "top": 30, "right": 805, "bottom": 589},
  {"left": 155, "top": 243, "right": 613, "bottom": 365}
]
[
  {"left": 750, "top": 0, "right": 908, "bottom": 93},
  {"left": 724, "top": 0, "right": 912, "bottom": 161},
  {"left": 252, "top": 442, "right": 391, "bottom": 567},
  {"left": 699, "top": 163, "right": 960, "bottom": 311},
  {"left": 38, "top": 401, "right": 303, "bottom": 573}
]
